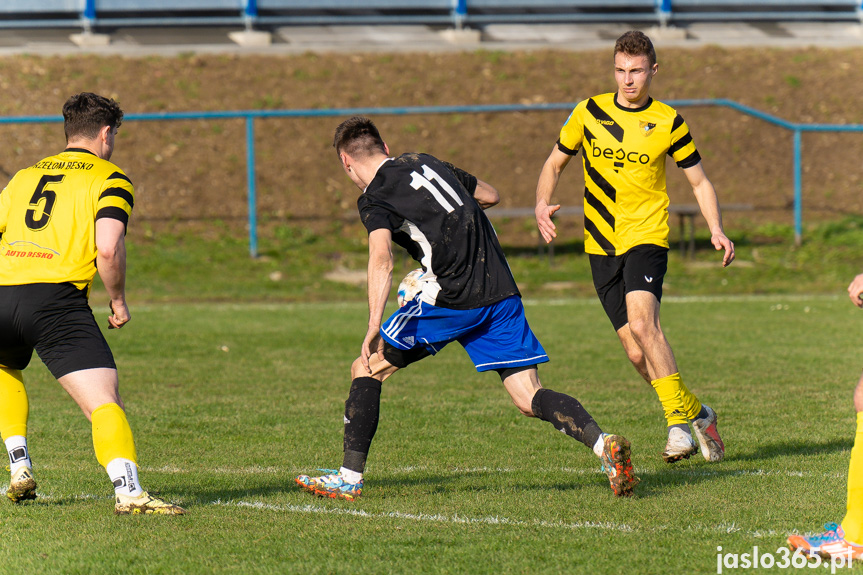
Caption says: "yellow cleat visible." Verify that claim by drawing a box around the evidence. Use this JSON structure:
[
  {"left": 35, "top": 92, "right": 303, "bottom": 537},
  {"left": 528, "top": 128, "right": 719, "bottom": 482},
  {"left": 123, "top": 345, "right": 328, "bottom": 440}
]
[
  {"left": 114, "top": 491, "right": 186, "bottom": 515},
  {"left": 6, "top": 466, "right": 37, "bottom": 503}
]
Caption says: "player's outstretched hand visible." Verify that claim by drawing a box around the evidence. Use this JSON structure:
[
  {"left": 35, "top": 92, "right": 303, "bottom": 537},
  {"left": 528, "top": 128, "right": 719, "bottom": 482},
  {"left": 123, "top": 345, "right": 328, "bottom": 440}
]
[
  {"left": 108, "top": 300, "right": 130, "bottom": 329},
  {"left": 360, "top": 326, "right": 384, "bottom": 373},
  {"left": 535, "top": 201, "right": 560, "bottom": 244},
  {"left": 712, "top": 233, "right": 735, "bottom": 267},
  {"left": 847, "top": 273, "right": 863, "bottom": 308}
]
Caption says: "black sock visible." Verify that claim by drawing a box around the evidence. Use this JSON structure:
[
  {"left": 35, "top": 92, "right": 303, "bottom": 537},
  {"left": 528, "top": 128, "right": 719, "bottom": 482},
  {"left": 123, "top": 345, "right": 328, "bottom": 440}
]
[
  {"left": 342, "top": 377, "right": 382, "bottom": 473},
  {"left": 530, "top": 388, "right": 603, "bottom": 449}
]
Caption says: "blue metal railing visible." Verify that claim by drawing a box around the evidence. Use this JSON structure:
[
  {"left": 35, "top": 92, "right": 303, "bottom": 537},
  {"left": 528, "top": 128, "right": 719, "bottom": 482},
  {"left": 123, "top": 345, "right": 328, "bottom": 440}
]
[
  {"left": 1, "top": 100, "right": 860, "bottom": 254},
  {"left": 1, "top": 0, "right": 862, "bottom": 30}
]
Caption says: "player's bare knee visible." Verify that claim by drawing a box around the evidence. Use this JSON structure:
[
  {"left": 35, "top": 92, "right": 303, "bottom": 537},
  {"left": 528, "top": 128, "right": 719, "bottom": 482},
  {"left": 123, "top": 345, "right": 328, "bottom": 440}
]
[
  {"left": 628, "top": 318, "right": 660, "bottom": 344},
  {"left": 625, "top": 346, "right": 645, "bottom": 367},
  {"left": 350, "top": 356, "right": 397, "bottom": 382}
]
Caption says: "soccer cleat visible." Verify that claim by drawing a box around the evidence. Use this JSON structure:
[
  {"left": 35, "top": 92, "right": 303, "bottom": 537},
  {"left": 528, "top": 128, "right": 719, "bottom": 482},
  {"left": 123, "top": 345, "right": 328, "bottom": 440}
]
[
  {"left": 295, "top": 469, "right": 363, "bottom": 501},
  {"left": 691, "top": 405, "right": 725, "bottom": 462},
  {"left": 6, "top": 466, "right": 37, "bottom": 503},
  {"left": 295, "top": 469, "right": 339, "bottom": 493},
  {"left": 114, "top": 491, "right": 186, "bottom": 515},
  {"left": 788, "top": 523, "right": 863, "bottom": 560},
  {"left": 599, "top": 434, "right": 640, "bottom": 497},
  {"left": 661, "top": 426, "right": 698, "bottom": 463}
]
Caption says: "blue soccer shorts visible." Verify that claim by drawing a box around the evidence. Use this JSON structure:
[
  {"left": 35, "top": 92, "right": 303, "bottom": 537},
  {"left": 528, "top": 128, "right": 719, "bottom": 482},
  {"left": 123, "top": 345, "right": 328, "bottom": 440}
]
[{"left": 380, "top": 295, "right": 548, "bottom": 372}]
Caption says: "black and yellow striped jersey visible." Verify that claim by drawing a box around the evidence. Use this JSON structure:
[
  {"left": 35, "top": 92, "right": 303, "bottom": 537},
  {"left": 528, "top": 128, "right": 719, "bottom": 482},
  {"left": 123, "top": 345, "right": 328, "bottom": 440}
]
[
  {"left": 558, "top": 92, "right": 701, "bottom": 256},
  {"left": 0, "top": 148, "right": 134, "bottom": 292}
]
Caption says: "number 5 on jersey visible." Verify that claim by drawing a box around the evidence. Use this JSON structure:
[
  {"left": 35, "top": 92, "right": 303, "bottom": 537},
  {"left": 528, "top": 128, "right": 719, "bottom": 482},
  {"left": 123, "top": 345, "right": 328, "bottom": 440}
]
[{"left": 25, "top": 174, "right": 64, "bottom": 231}]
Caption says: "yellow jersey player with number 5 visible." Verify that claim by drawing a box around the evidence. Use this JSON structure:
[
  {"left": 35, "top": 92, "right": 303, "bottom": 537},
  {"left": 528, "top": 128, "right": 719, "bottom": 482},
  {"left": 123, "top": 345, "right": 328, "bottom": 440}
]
[{"left": 0, "top": 92, "right": 184, "bottom": 515}]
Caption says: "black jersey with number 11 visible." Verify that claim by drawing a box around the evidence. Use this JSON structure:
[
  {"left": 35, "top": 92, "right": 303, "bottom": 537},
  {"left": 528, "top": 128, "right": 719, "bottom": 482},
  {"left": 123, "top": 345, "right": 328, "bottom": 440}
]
[{"left": 358, "top": 153, "right": 519, "bottom": 310}]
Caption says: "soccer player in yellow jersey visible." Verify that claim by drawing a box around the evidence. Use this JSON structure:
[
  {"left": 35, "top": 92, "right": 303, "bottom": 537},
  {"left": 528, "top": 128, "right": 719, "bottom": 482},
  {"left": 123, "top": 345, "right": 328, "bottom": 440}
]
[
  {"left": 0, "top": 92, "right": 184, "bottom": 514},
  {"left": 787, "top": 275, "right": 863, "bottom": 561},
  {"left": 534, "top": 31, "right": 735, "bottom": 464}
]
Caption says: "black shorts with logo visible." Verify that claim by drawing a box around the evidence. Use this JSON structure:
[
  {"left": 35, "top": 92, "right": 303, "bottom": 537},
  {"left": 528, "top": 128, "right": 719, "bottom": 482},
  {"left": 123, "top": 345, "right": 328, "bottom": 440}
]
[
  {"left": 0, "top": 283, "right": 116, "bottom": 379},
  {"left": 589, "top": 244, "right": 669, "bottom": 331}
]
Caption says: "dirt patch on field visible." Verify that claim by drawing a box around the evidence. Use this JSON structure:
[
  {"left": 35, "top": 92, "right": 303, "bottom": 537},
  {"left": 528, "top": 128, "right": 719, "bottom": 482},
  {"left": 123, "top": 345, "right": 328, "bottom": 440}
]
[{"left": 0, "top": 47, "right": 861, "bottom": 244}]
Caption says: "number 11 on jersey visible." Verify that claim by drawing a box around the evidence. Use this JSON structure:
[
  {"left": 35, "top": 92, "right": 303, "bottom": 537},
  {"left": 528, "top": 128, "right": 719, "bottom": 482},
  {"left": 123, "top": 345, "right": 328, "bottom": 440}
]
[{"left": 410, "top": 164, "right": 463, "bottom": 213}]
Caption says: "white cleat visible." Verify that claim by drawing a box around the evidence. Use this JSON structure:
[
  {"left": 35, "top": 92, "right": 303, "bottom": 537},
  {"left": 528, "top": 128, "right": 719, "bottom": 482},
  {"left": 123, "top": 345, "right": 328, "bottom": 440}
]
[
  {"left": 115, "top": 491, "right": 186, "bottom": 515},
  {"left": 661, "top": 426, "right": 698, "bottom": 463}
]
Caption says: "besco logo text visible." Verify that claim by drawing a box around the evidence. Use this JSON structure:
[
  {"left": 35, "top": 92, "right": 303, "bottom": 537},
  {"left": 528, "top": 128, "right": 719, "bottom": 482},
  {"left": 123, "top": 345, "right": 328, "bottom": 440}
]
[{"left": 592, "top": 146, "right": 650, "bottom": 164}]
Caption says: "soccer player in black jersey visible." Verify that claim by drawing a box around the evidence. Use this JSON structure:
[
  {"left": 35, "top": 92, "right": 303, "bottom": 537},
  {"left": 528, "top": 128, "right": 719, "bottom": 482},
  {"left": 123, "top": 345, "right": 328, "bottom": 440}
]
[
  {"left": 295, "top": 116, "right": 640, "bottom": 499},
  {"left": 534, "top": 31, "right": 734, "bottom": 464}
]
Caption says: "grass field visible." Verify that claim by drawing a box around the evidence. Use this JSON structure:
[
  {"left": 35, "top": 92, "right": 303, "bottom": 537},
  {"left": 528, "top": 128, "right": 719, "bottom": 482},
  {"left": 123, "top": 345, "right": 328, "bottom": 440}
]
[{"left": 1, "top": 295, "right": 861, "bottom": 574}]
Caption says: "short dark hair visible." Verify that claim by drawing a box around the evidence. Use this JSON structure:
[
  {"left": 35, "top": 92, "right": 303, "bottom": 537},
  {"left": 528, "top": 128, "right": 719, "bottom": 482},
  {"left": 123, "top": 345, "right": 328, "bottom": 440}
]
[
  {"left": 614, "top": 30, "right": 657, "bottom": 67},
  {"left": 333, "top": 116, "right": 387, "bottom": 159},
  {"left": 62, "top": 92, "right": 124, "bottom": 141}
]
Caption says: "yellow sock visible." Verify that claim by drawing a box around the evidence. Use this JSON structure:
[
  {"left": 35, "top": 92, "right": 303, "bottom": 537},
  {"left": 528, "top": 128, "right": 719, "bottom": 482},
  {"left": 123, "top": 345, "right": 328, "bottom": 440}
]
[
  {"left": 841, "top": 412, "right": 863, "bottom": 543},
  {"left": 91, "top": 403, "right": 137, "bottom": 467},
  {"left": 651, "top": 372, "right": 702, "bottom": 426},
  {"left": 678, "top": 377, "right": 704, "bottom": 421},
  {"left": 0, "top": 367, "right": 28, "bottom": 439}
]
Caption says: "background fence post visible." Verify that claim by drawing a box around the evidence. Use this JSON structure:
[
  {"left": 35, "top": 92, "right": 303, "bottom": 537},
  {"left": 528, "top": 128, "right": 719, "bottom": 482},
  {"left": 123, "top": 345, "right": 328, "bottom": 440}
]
[
  {"left": 246, "top": 115, "right": 258, "bottom": 258},
  {"left": 793, "top": 128, "right": 803, "bottom": 247},
  {"left": 656, "top": 0, "right": 671, "bottom": 26},
  {"left": 244, "top": 0, "right": 258, "bottom": 30},
  {"left": 452, "top": 0, "right": 467, "bottom": 30},
  {"left": 82, "top": 0, "right": 96, "bottom": 32}
]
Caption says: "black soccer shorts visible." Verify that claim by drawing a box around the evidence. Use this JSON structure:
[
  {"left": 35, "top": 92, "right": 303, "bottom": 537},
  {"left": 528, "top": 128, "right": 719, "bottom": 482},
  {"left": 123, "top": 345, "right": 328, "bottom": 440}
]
[
  {"left": 589, "top": 244, "right": 669, "bottom": 331},
  {"left": 0, "top": 283, "right": 116, "bottom": 379}
]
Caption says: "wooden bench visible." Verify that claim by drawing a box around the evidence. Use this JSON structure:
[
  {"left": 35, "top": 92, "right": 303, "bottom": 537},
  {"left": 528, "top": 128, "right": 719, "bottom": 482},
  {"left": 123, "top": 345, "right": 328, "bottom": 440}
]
[
  {"left": 487, "top": 203, "right": 753, "bottom": 262},
  {"left": 669, "top": 203, "right": 753, "bottom": 259}
]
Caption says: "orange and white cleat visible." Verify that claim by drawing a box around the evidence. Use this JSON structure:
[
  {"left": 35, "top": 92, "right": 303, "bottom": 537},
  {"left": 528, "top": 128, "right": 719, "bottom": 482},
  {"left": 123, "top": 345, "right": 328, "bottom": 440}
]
[
  {"left": 788, "top": 523, "right": 863, "bottom": 561},
  {"left": 599, "top": 434, "right": 640, "bottom": 497}
]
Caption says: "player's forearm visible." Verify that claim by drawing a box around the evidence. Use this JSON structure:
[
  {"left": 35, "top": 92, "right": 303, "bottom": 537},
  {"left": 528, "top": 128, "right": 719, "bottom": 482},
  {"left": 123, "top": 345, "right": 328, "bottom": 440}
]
[
  {"left": 366, "top": 250, "right": 393, "bottom": 329},
  {"left": 535, "top": 161, "right": 561, "bottom": 208},
  {"left": 96, "top": 239, "right": 127, "bottom": 305},
  {"left": 693, "top": 182, "right": 726, "bottom": 236}
]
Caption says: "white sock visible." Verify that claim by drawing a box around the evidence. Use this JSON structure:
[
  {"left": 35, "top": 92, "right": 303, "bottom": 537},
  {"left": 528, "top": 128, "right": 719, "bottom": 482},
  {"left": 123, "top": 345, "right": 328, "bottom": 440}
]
[
  {"left": 106, "top": 458, "right": 144, "bottom": 497},
  {"left": 593, "top": 433, "right": 608, "bottom": 458},
  {"left": 5, "top": 435, "right": 31, "bottom": 474},
  {"left": 339, "top": 467, "right": 363, "bottom": 484}
]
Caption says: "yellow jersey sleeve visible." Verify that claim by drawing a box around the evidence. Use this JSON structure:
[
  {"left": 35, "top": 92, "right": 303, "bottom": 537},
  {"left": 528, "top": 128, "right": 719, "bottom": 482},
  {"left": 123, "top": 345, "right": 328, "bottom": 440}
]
[
  {"left": 0, "top": 150, "right": 134, "bottom": 292},
  {"left": 557, "top": 100, "right": 588, "bottom": 155},
  {"left": 669, "top": 113, "right": 701, "bottom": 168},
  {"left": 96, "top": 171, "right": 135, "bottom": 232}
]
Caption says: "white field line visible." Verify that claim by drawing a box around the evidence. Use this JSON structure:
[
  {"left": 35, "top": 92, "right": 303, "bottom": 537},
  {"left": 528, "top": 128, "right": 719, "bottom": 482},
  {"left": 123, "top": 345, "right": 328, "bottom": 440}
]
[
  {"left": 212, "top": 500, "right": 636, "bottom": 532},
  {"left": 210, "top": 499, "right": 788, "bottom": 538},
  {"left": 2, "top": 474, "right": 812, "bottom": 539},
  {"left": 4, "top": 491, "right": 783, "bottom": 537}
]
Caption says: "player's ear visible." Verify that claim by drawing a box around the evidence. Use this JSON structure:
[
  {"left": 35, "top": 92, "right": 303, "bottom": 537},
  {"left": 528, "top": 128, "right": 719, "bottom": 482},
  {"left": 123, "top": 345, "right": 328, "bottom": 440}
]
[
  {"left": 383, "top": 142, "right": 389, "bottom": 156},
  {"left": 651, "top": 62, "right": 659, "bottom": 76},
  {"left": 99, "top": 124, "right": 111, "bottom": 142}
]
